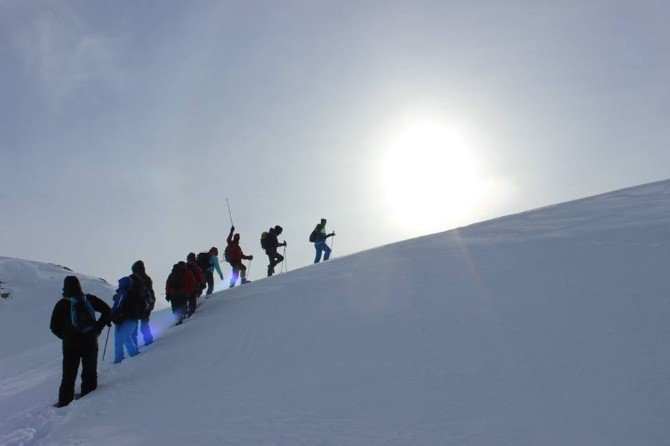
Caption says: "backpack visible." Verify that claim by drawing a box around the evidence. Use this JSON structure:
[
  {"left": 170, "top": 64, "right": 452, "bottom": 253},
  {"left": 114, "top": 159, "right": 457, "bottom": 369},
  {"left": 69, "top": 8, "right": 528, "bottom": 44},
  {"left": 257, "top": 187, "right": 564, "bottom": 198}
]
[
  {"left": 167, "top": 269, "right": 187, "bottom": 297},
  {"left": 260, "top": 231, "right": 269, "bottom": 250},
  {"left": 309, "top": 228, "right": 318, "bottom": 243},
  {"left": 111, "top": 291, "right": 127, "bottom": 325},
  {"left": 224, "top": 246, "right": 231, "bottom": 263},
  {"left": 67, "top": 295, "right": 96, "bottom": 334},
  {"left": 186, "top": 262, "right": 206, "bottom": 288},
  {"left": 136, "top": 276, "right": 155, "bottom": 312},
  {"left": 196, "top": 252, "right": 211, "bottom": 273}
]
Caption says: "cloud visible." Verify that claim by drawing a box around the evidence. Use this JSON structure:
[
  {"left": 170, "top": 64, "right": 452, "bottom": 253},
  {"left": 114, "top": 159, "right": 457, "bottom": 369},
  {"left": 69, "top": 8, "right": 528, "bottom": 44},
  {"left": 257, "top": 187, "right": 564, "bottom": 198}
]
[{"left": 4, "top": 1, "right": 126, "bottom": 109}]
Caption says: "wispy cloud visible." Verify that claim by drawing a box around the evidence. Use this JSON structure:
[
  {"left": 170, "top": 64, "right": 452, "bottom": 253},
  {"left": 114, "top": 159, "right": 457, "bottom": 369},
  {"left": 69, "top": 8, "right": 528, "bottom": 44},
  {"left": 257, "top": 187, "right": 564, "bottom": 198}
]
[{"left": 3, "top": 1, "right": 126, "bottom": 109}]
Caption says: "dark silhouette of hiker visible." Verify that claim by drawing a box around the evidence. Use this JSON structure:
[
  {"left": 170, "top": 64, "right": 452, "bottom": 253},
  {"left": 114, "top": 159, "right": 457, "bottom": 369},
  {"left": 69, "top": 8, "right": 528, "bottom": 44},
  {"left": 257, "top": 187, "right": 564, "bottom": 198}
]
[
  {"left": 50, "top": 276, "right": 111, "bottom": 407},
  {"left": 311, "top": 218, "right": 335, "bottom": 263},
  {"left": 264, "top": 225, "right": 286, "bottom": 276},
  {"left": 226, "top": 226, "right": 253, "bottom": 287}
]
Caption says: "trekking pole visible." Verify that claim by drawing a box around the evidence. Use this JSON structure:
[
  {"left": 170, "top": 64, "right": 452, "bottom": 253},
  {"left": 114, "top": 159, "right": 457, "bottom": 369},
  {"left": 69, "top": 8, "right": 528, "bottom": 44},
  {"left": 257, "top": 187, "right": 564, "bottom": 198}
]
[
  {"left": 247, "top": 259, "right": 252, "bottom": 280},
  {"left": 282, "top": 245, "right": 287, "bottom": 273},
  {"left": 331, "top": 233, "right": 335, "bottom": 256},
  {"left": 225, "top": 198, "right": 234, "bottom": 227},
  {"left": 101, "top": 325, "right": 111, "bottom": 362}
]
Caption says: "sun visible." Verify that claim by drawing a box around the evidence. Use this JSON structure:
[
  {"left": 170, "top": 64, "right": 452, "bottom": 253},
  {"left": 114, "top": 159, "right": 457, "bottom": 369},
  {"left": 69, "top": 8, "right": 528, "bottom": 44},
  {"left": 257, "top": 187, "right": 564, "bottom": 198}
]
[{"left": 379, "top": 119, "right": 488, "bottom": 233}]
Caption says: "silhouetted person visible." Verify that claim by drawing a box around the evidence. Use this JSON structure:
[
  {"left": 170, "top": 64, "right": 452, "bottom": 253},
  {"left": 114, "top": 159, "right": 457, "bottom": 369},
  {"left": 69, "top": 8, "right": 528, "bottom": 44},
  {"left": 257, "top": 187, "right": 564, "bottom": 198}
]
[
  {"left": 50, "top": 276, "right": 111, "bottom": 407},
  {"left": 312, "top": 218, "right": 335, "bottom": 263},
  {"left": 130, "top": 260, "right": 155, "bottom": 347},
  {"left": 265, "top": 225, "right": 286, "bottom": 276},
  {"left": 226, "top": 226, "right": 253, "bottom": 287}
]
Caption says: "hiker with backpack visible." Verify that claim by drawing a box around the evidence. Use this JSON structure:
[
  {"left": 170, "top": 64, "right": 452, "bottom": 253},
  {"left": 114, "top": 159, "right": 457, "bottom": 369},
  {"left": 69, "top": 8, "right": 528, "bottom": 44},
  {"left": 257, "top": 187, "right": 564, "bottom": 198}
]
[
  {"left": 129, "top": 260, "right": 156, "bottom": 347},
  {"left": 226, "top": 226, "right": 253, "bottom": 287},
  {"left": 197, "top": 248, "right": 224, "bottom": 296},
  {"left": 166, "top": 261, "right": 196, "bottom": 325},
  {"left": 50, "top": 276, "right": 111, "bottom": 407},
  {"left": 311, "top": 218, "right": 335, "bottom": 263},
  {"left": 262, "top": 225, "right": 286, "bottom": 276},
  {"left": 111, "top": 276, "right": 141, "bottom": 364},
  {"left": 186, "top": 252, "right": 206, "bottom": 316}
]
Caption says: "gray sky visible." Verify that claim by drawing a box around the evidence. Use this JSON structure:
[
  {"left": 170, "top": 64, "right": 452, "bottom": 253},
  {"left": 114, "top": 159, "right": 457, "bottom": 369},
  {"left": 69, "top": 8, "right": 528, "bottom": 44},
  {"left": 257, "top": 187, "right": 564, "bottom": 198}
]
[{"left": 2, "top": 0, "right": 669, "bottom": 293}]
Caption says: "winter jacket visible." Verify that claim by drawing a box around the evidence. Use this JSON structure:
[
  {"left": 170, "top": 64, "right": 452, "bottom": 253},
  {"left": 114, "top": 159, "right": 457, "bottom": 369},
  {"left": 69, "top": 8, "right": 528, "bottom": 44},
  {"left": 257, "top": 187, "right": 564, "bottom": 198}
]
[
  {"left": 50, "top": 294, "right": 111, "bottom": 344},
  {"left": 130, "top": 272, "right": 156, "bottom": 316},
  {"left": 166, "top": 263, "right": 196, "bottom": 299},
  {"left": 186, "top": 259, "right": 206, "bottom": 287},
  {"left": 131, "top": 262, "right": 156, "bottom": 314},
  {"left": 209, "top": 255, "right": 223, "bottom": 279},
  {"left": 112, "top": 277, "right": 133, "bottom": 325},
  {"left": 226, "top": 233, "right": 252, "bottom": 263},
  {"left": 265, "top": 230, "right": 280, "bottom": 252},
  {"left": 314, "top": 223, "right": 328, "bottom": 243}
]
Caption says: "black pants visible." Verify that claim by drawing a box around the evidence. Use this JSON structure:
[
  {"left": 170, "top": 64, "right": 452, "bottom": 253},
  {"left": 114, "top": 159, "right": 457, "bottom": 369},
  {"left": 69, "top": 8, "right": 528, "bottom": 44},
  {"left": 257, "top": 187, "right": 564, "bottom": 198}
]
[
  {"left": 170, "top": 295, "right": 188, "bottom": 321},
  {"left": 58, "top": 335, "right": 99, "bottom": 407},
  {"left": 229, "top": 261, "right": 247, "bottom": 286},
  {"left": 266, "top": 250, "right": 284, "bottom": 276},
  {"left": 205, "top": 270, "right": 214, "bottom": 295},
  {"left": 187, "top": 294, "right": 197, "bottom": 316}
]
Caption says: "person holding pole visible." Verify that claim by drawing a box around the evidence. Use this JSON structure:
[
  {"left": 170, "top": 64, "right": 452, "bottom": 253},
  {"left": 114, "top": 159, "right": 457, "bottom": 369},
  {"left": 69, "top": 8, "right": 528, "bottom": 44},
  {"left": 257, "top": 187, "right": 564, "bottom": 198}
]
[
  {"left": 50, "top": 276, "right": 111, "bottom": 407},
  {"left": 264, "top": 225, "right": 287, "bottom": 276},
  {"left": 311, "top": 218, "right": 335, "bottom": 263},
  {"left": 225, "top": 226, "right": 253, "bottom": 287},
  {"left": 110, "top": 276, "right": 141, "bottom": 364}
]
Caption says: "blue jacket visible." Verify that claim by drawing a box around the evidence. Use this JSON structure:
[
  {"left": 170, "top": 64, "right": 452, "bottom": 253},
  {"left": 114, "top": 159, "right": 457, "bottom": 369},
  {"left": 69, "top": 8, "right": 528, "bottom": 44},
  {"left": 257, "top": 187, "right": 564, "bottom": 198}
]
[
  {"left": 112, "top": 276, "right": 144, "bottom": 322},
  {"left": 209, "top": 255, "right": 223, "bottom": 279}
]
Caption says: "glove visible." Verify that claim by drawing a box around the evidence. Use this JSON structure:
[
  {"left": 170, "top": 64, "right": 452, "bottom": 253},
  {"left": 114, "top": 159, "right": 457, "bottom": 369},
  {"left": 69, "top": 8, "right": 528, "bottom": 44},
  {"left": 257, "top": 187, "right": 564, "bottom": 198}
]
[
  {"left": 231, "top": 225, "right": 235, "bottom": 232},
  {"left": 219, "top": 274, "right": 224, "bottom": 280},
  {"left": 249, "top": 255, "right": 254, "bottom": 260},
  {"left": 283, "top": 241, "right": 287, "bottom": 246},
  {"left": 166, "top": 296, "right": 171, "bottom": 302}
]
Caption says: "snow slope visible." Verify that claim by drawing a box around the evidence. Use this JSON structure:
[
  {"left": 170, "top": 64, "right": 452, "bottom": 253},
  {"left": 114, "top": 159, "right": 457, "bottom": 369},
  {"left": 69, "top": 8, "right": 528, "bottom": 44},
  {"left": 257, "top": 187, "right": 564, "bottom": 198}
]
[
  {"left": 2, "top": 180, "right": 670, "bottom": 445},
  {"left": 0, "top": 258, "right": 115, "bottom": 357}
]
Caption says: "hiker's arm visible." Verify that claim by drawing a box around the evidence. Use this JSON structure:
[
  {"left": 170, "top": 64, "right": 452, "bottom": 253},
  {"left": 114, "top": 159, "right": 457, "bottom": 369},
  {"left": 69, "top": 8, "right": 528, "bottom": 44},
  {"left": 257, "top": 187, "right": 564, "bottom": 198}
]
[
  {"left": 50, "top": 301, "right": 66, "bottom": 339},
  {"left": 212, "top": 257, "right": 224, "bottom": 279},
  {"left": 88, "top": 294, "right": 112, "bottom": 332}
]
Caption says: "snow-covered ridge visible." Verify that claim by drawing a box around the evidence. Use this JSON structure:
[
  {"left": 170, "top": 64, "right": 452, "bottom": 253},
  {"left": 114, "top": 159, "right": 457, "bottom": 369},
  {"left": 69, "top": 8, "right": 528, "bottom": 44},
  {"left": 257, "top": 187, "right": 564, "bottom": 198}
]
[
  {"left": 0, "top": 257, "right": 114, "bottom": 357},
  {"left": 2, "top": 179, "right": 670, "bottom": 445}
]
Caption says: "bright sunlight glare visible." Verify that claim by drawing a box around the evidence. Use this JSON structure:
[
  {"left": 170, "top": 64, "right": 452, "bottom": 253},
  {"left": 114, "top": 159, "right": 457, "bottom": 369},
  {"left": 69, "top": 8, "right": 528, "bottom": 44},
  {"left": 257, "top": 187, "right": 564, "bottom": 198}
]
[{"left": 380, "top": 119, "right": 492, "bottom": 233}]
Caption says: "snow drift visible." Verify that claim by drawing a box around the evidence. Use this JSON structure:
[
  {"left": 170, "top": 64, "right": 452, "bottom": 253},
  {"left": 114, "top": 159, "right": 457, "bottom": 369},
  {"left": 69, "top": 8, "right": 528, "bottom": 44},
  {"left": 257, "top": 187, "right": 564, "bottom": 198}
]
[
  {"left": 2, "top": 180, "right": 670, "bottom": 445},
  {"left": 0, "top": 258, "right": 114, "bottom": 357}
]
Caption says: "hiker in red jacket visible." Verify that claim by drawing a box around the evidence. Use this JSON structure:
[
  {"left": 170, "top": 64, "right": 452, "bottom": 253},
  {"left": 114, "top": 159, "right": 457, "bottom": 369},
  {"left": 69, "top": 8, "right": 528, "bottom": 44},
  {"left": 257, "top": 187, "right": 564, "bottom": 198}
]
[
  {"left": 226, "top": 226, "right": 253, "bottom": 288},
  {"left": 165, "top": 262, "right": 196, "bottom": 325},
  {"left": 185, "top": 253, "right": 206, "bottom": 317}
]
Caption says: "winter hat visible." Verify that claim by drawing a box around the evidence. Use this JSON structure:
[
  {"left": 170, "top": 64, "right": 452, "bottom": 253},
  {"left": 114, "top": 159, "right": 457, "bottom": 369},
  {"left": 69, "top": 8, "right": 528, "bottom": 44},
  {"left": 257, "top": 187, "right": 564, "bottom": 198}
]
[
  {"left": 187, "top": 252, "right": 196, "bottom": 261},
  {"left": 233, "top": 234, "right": 240, "bottom": 241},
  {"left": 132, "top": 260, "right": 145, "bottom": 274},
  {"left": 209, "top": 247, "right": 218, "bottom": 255},
  {"left": 62, "top": 276, "right": 83, "bottom": 297},
  {"left": 320, "top": 218, "right": 327, "bottom": 224}
]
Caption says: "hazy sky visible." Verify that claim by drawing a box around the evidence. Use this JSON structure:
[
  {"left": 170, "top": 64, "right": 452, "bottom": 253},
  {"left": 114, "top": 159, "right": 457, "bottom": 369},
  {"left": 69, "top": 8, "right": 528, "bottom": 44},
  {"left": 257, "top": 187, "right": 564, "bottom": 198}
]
[{"left": 2, "top": 0, "right": 669, "bottom": 293}]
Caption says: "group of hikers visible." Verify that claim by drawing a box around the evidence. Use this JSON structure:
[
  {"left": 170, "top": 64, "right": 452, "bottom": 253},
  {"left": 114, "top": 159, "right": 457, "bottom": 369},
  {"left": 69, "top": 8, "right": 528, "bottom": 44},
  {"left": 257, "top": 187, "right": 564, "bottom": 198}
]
[{"left": 49, "top": 218, "right": 336, "bottom": 408}]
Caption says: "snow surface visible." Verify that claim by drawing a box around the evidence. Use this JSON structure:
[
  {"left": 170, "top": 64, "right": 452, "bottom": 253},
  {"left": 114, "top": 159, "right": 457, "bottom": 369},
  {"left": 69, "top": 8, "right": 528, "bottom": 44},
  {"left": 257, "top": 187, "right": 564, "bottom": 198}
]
[
  {"left": 2, "top": 180, "right": 670, "bottom": 445},
  {"left": 0, "top": 258, "right": 114, "bottom": 357}
]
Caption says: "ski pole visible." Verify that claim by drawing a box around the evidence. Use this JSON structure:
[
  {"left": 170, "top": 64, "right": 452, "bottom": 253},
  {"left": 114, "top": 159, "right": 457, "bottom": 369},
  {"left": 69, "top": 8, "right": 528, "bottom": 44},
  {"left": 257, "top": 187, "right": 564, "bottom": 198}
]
[
  {"left": 247, "top": 258, "right": 252, "bottom": 279},
  {"left": 101, "top": 325, "right": 111, "bottom": 362},
  {"left": 282, "top": 245, "right": 286, "bottom": 273},
  {"left": 225, "top": 198, "right": 234, "bottom": 227},
  {"left": 283, "top": 245, "right": 287, "bottom": 273},
  {"left": 331, "top": 233, "right": 335, "bottom": 256}
]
